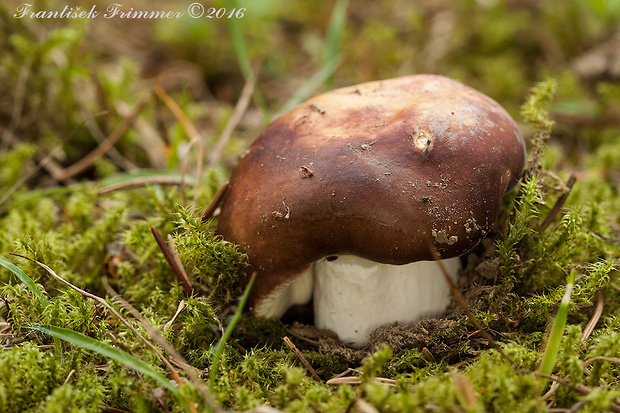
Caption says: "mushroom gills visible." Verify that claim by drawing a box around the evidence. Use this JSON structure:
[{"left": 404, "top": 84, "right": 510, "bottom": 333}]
[{"left": 313, "top": 255, "right": 461, "bottom": 346}]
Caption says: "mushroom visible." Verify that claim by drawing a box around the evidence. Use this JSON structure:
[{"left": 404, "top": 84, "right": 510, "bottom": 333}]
[{"left": 216, "top": 74, "right": 525, "bottom": 346}]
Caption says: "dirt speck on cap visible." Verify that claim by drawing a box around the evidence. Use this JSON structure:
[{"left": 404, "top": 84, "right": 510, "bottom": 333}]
[{"left": 432, "top": 229, "right": 458, "bottom": 245}]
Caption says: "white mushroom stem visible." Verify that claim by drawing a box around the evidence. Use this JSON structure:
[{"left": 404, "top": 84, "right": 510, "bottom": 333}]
[
  {"left": 254, "top": 266, "right": 314, "bottom": 319},
  {"left": 313, "top": 255, "right": 461, "bottom": 346}
]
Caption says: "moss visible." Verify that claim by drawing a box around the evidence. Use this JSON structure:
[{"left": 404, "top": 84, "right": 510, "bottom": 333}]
[
  {"left": 173, "top": 207, "right": 248, "bottom": 307},
  {"left": 0, "top": 343, "right": 105, "bottom": 413},
  {"left": 1, "top": 0, "right": 620, "bottom": 411}
]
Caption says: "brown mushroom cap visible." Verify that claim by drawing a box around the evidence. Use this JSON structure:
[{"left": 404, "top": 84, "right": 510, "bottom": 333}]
[{"left": 216, "top": 74, "right": 525, "bottom": 313}]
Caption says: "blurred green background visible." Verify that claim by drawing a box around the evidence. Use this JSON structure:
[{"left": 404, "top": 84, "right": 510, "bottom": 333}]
[{"left": 1, "top": 0, "right": 619, "bottom": 178}]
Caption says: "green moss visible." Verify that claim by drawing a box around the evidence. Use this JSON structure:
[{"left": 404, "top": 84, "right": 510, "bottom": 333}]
[
  {"left": 0, "top": 343, "right": 105, "bottom": 413},
  {"left": 1, "top": 0, "right": 620, "bottom": 411},
  {"left": 173, "top": 207, "right": 248, "bottom": 307}
]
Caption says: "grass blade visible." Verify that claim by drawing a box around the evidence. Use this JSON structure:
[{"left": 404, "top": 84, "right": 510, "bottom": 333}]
[
  {"left": 323, "top": 0, "right": 349, "bottom": 89},
  {"left": 224, "top": 0, "right": 270, "bottom": 124},
  {"left": 539, "top": 270, "right": 575, "bottom": 377},
  {"left": 0, "top": 255, "right": 49, "bottom": 308},
  {"left": 273, "top": 0, "right": 347, "bottom": 119},
  {"left": 274, "top": 57, "right": 340, "bottom": 119},
  {"left": 209, "top": 272, "right": 256, "bottom": 393},
  {"left": 30, "top": 324, "right": 182, "bottom": 398},
  {"left": 0, "top": 256, "right": 62, "bottom": 358}
]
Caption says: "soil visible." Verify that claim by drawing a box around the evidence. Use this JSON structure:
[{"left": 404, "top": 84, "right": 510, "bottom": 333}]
[{"left": 280, "top": 237, "right": 507, "bottom": 366}]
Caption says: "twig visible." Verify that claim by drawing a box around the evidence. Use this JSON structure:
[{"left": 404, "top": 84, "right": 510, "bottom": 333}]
[
  {"left": 55, "top": 96, "right": 150, "bottom": 181},
  {"left": 98, "top": 175, "right": 197, "bottom": 196},
  {"left": 581, "top": 291, "right": 604, "bottom": 341},
  {"left": 540, "top": 173, "right": 577, "bottom": 232},
  {"left": 208, "top": 67, "right": 258, "bottom": 169},
  {"left": 201, "top": 182, "right": 230, "bottom": 223},
  {"left": 283, "top": 336, "right": 321, "bottom": 382},
  {"left": 150, "top": 226, "right": 193, "bottom": 295}
]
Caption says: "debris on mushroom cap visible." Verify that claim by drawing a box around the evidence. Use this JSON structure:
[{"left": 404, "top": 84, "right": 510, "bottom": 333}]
[{"left": 216, "top": 74, "right": 525, "bottom": 317}]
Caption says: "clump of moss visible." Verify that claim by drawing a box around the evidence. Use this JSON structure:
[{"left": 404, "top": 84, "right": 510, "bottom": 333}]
[
  {"left": 173, "top": 207, "right": 248, "bottom": 308},
  {"left": 0, "top": 343, "right": 105, "bottom": 413}
]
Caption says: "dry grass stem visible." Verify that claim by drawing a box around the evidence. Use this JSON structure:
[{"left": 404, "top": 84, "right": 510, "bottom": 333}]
[
  {"left": 581, "top": 291, "right": 604, "bottom": 341},
  {"left": 246, "top": 406, "right": 286, "bottom": 413},
  {"left": 62, "top": 369, "right": 76, "bottom": 386},
  {"left": 0, "top": 141, "right": 66, "bottom": 208},
  {"left": 0, "top": 111, "right": 107, "bottom": 209},
  {"left": 193, "top": 138, "right": 204, "bottom": 210},
  {"left": 529, "top": 369, "right": 620, "bottom": 412},
  {"left": 167, "top": 234, "right": 191, "bottom": 291},
  {"left": 283, "top": 336, "right": 321, "bottom": 382},
  {"left": 540, "top": 173, "right": 577, "bottom": 232},
  {"left": 427, "top": 240, "right": 518, "bottom": 369},
  {"left": 177, "top": 135, "right": 201, "bottom": 206},
  {"left": 354, "top": 398, "right": 381, "bottom": 413},
  {"left": 450, "top": 371, "right": 479, "bottom": 408},
  {"left": 98, "top": 175, "right": 196, "bottom": 196},
  {"left": 154, "top": 84, "right": 205, "bottom": 209},
  {"left": 581, "top": 356, "right": 620, "bottom": 368},
  {"left": 56, "top": 96, "right": 150, "bottom": 181},
  {"left": 115, "top": 100, "right": 167, "bottom": 168},
  {"left": 164, "top": 300, "right": 186, "bottom": 332},
  {"left": 79, "top": 105, "right": 137, "bottom": 171},
  {"left": 150, "top": 226, "right": 193, "bottom": 295},
  {"left": 9, "top": 254, "right": 194, "bottom": 400},
  {"left": 326, "top": 376, "right": 397, "bottom": 388},
  {"left": 208, "top": 67, "right": 259, "bottom": 169},
  {"left": 201, "top": 182, "right": 230, "bottom": 223},
  {"left": 1, "top": 57, "right": 31, "bottom": 149},
  {"left": 592, "top": 232, "right": 620, "bottom": 246},
  {"left": 99, "top": 275, "right": 220, "bottom": 411}
]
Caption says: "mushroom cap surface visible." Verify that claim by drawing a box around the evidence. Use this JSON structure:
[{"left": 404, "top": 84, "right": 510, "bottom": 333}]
[{"left": 216, "top": 74, "right": 525, "bottom": 313}]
